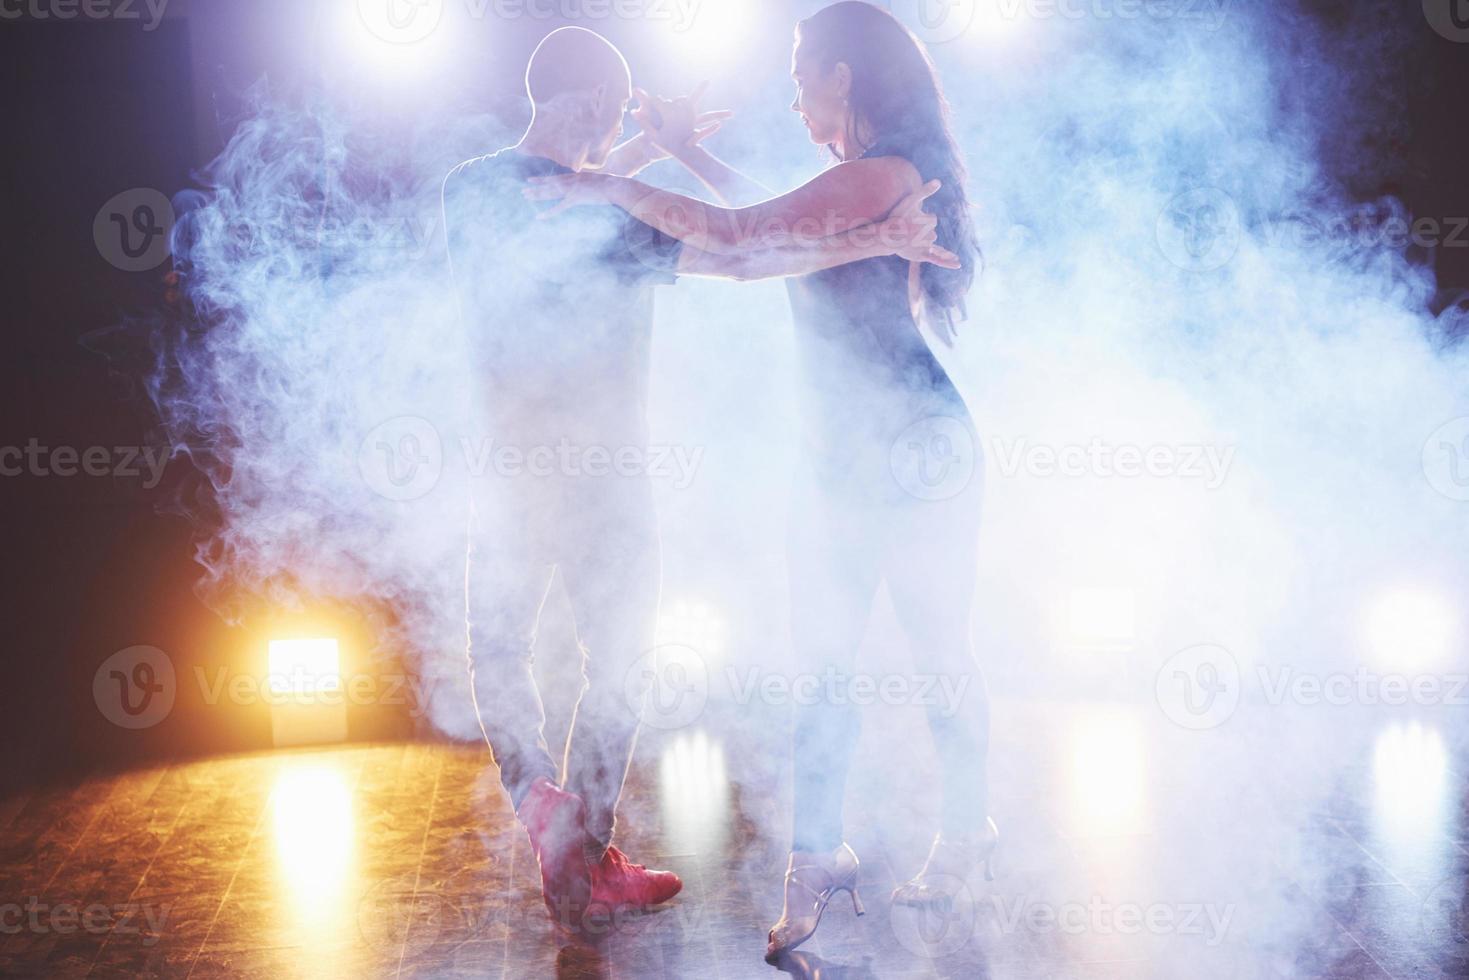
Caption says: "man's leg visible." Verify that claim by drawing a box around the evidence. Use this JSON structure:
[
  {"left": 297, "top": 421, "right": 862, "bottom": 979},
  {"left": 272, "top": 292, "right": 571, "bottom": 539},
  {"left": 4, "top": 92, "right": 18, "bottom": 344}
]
[
  {"left": 465, "top": 492, "right": 559, "bottom": 807},
  {"left": 466, "top": 486, "right": 594, "bottom": 928},
  {"left": 557, "top": 475, "right": 662, "bottom": 855},
  {"left": 552, "top": 474, "right": 682, "bottom": 909}
]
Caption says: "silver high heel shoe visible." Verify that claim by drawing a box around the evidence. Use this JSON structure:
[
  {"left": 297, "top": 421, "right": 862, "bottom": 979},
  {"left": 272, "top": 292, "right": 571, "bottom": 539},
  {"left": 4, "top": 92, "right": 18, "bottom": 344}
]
[
  {"left": 891, "top": 817, "right": 999, "bottom": 908},
  {"left": 765, "top": 843, "right": 865, "bottom": 962}
]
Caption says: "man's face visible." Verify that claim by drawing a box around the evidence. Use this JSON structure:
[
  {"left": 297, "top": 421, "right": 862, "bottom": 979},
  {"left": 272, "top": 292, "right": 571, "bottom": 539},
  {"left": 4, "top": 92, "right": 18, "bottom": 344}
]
[{"left": 585, "top": 74, "right": 632, "bottom": 168}]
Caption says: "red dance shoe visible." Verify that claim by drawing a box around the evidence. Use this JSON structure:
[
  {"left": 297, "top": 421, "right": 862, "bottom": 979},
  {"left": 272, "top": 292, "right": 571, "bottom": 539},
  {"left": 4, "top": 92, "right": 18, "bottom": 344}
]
[
  {"left": 589, "top": 845, "right": 683, "bottom": 911},
  {"left": 517, "top": 778, "right": 593, "bottom": 929}
]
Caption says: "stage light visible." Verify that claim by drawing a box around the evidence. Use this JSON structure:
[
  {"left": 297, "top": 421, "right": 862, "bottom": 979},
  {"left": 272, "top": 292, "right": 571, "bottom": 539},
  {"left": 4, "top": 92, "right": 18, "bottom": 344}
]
[
  {"left": 1362, "top": 587, "right": 1456, "bottom": 673},
  {"left": 972, "top": 0, "right": 1031, "bottom": 41},
  {"left": 268, "top": 637, "right": 342, "bottom": 696},
  {"left": 329, "top": 0, "right": 457, "bottom": 79},
  {"left": 1065, "top": 585, "right": 1137, "bottom": 652},
  {"left": 268, "top": 637, "right": 348, "bottom": 747},
  {"left": 657, "top": 0, "right": 750, "bottom": 68}
]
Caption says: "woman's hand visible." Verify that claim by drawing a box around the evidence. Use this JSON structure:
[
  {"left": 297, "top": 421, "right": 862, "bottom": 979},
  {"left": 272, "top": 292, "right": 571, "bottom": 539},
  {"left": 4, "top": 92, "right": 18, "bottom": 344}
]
[
  {"left": 522, "top": 172, "right": 617, "bottom": 219},
  {"left": 879, "top": 180, "right": 961, "bottom": 269},
  {"left": 632, "top": 82, "right": 733, "bottom": 159}
]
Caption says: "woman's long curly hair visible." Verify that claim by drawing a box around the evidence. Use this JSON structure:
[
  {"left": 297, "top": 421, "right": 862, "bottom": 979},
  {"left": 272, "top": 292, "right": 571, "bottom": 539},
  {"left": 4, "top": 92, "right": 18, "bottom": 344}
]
[{"left": 796, "top": 1, "right": 981, "bottom": 323}]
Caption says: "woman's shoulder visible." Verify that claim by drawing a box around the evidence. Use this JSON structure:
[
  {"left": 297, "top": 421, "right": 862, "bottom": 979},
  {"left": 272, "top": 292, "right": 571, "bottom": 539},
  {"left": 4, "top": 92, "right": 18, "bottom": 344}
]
[{"left": 817, "top": 154, "right": 923, "bottom": 201}]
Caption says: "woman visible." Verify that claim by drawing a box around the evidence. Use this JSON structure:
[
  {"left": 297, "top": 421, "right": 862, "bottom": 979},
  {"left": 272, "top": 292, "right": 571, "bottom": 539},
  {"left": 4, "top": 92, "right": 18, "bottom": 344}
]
[{"left": 526, "top": 1, "right": 994, "bottom": 960}]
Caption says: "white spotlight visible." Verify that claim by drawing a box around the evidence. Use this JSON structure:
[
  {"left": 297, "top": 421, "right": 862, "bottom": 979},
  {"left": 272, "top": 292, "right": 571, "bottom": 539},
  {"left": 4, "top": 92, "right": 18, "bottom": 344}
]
[
  {"left": 335, "top": 0, "right": 455, "bottom": 76},
  {"left": 656, "top": 598, "right": 725, "bottom": 667},
  {"left": 1363, "top": 588, "right": 1456, "bottom": 673},
  {"left": 1066, "top": 586, "right": 1137, "bottom": 652},
  {"left": 658, "top": 0, "right": 749, "bottom": 68}
]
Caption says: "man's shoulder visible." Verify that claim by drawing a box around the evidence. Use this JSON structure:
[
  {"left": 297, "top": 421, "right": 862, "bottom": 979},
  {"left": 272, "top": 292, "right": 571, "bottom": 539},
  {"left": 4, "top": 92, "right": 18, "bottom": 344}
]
[{"left": 443, "top": 149, "right": 512, "bottom": 198}]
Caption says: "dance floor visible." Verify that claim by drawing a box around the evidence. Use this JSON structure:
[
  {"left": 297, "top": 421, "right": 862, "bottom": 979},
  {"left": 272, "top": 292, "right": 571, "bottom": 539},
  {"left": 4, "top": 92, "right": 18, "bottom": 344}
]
[{"left": 1, "top": 695, "right": 1467, "bottom": 979}]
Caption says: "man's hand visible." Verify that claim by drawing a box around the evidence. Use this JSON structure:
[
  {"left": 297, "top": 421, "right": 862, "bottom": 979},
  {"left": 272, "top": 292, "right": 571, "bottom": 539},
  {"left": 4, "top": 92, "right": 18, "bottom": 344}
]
[
  {"left": 632, "top": 82, "right": 733, "bottom": 160},
  {"left": 880, "top": 180, "right": 961, "bottom": 269}
]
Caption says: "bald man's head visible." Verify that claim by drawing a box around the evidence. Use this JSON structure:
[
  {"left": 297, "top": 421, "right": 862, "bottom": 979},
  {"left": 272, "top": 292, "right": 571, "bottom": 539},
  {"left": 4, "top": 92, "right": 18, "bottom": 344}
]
[{"left": 524, "top": 27, "right": 632, "bottom": 168}]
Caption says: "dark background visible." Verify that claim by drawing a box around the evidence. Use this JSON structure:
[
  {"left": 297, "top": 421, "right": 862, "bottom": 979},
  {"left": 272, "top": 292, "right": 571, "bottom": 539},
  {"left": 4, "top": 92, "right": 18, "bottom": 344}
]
[{"left": 2, "top": 0, "right": 1465, "bottom": 796}]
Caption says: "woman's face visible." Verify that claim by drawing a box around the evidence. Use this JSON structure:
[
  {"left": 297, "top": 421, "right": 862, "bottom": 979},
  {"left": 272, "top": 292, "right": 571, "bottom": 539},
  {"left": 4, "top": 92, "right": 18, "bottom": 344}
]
[{"left": 790, "top": 37, "right": 849, "bottom": 147}]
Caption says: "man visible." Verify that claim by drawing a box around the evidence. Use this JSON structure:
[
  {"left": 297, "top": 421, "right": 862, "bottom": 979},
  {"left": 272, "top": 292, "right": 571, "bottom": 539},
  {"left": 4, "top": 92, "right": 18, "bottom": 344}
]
[{"left": 441, "top": 26, "right": 698, "bottom": 928}]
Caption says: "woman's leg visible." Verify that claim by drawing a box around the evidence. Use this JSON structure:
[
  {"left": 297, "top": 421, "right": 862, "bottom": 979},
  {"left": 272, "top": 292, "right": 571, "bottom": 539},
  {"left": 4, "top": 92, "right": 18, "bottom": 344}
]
[
  {"left": 882, "top": 477, "right": 989, "bottom": 835},
  {"left": 787, "top": 471, "right": 884, "bottom": 852}
]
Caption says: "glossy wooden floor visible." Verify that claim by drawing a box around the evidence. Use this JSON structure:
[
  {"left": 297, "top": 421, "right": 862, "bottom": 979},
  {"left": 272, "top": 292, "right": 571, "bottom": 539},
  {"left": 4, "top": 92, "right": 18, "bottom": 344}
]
[{"left": 2, "top": 698, "right": 1468, "bottom": 978}]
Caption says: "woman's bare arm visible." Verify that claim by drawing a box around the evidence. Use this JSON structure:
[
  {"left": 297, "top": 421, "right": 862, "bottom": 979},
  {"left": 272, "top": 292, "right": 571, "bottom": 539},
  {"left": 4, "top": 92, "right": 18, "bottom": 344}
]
[
  {"left": 525, "top": 156, "right": 923, "bottom": 255},
  {"left": 676, "top": 181, "right": 957, "bottom": 281}
]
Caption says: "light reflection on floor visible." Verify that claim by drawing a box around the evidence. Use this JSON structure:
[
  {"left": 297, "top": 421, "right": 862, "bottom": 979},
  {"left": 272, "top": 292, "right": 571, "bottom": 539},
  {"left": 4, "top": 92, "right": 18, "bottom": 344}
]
[
  {"left": 657, "top": 726, "right": 730, "bottom": 856},
  {"left": 271, "top": 763, "right": 356, "bottom": 937},
  {"left": 1064, "top": 705, "right": 1148, "bottom": 839}
]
